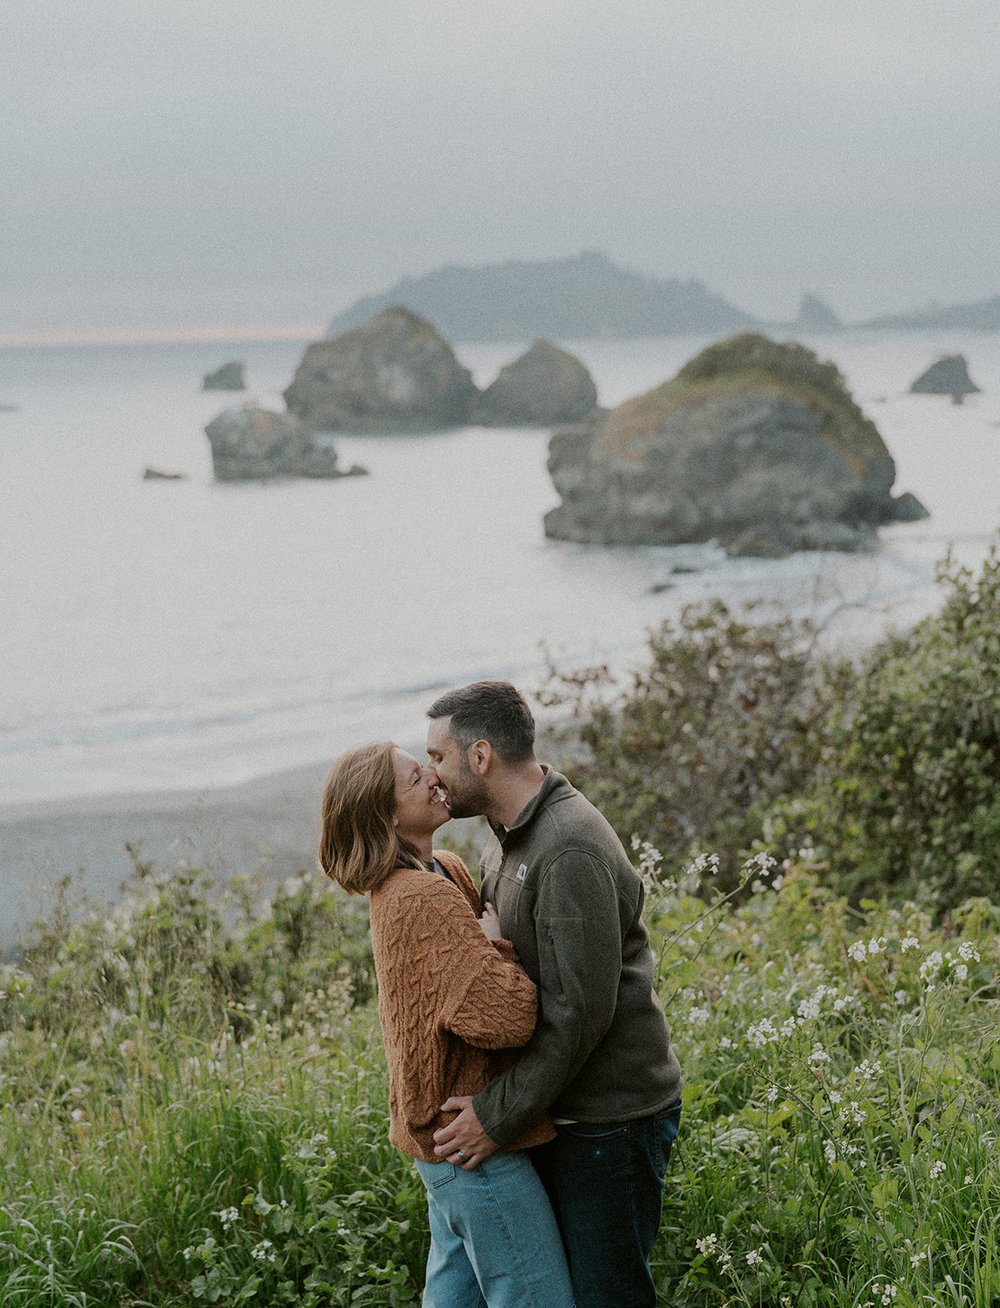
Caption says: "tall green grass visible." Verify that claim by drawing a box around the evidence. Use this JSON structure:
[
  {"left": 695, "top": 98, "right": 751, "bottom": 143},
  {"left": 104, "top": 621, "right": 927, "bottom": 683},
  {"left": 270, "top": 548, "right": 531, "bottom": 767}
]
[{"left": 2, "top": 852, "right": 997, "bottom": 1305}]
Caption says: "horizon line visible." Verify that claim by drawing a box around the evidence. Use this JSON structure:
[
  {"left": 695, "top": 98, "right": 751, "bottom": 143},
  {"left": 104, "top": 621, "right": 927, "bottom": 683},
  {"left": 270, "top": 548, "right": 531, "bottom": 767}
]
[{"left": 0, "top": 321, "right": 327, "bottom": 349}]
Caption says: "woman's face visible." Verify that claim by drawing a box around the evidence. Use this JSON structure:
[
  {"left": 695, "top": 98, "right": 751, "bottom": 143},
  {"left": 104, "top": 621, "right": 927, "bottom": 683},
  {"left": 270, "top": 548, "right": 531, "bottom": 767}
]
[{"left": 392, "top": 748, "right": 450, "bottom": 841}]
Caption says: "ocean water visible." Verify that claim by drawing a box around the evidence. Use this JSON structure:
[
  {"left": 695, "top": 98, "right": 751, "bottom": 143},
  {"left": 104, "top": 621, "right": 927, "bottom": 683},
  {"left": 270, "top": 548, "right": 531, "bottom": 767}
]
[{"left": 2, "top": 331, "right": 998, "bottom": 806}]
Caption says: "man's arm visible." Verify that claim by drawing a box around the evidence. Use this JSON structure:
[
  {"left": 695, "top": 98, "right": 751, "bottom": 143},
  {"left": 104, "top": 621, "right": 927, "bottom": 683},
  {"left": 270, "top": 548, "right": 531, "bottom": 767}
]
[{"left": 435, "top": 849, "right": 622, "bottom": 1163}]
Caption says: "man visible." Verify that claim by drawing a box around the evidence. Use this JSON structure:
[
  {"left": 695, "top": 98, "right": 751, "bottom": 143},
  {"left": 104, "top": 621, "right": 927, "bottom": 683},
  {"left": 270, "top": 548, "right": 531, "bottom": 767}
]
[{"left": 426, "top": 680, "right": 683, "bottom": 1308}]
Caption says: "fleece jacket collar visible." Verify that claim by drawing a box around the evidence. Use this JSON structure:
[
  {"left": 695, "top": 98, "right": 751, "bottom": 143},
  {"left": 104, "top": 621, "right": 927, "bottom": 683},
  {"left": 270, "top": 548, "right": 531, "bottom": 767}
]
[{"left": 489, "top": 766, "right": 575, "bottom": 844}]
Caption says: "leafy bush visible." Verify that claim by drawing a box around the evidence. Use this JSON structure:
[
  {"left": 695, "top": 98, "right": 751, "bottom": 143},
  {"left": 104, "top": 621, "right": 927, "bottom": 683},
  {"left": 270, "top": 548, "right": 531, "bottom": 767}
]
[
  {"left": 797, "top": 545, "right": 1000, "bottom": 908},
  {"left": 1, "top": 850, "right": 996, "bottom": 1306},
  {"left": 545, "top": 539, "right": 1000, "bottom": 911},
  {"left": 541, "top": 598, "right": 837, "bottom": 888}
]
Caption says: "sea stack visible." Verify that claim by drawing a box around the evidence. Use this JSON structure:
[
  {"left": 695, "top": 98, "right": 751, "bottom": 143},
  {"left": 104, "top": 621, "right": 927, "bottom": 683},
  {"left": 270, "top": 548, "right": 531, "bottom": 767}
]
[
  {"left": 909, "top": 356, "right": 980, "bottom": 403},
  {"left": 284, "top": 306, "right": 477, "bottom": 431},
  {"left": 545, "top": 333, "right": 927, "bottom": 558},
  {"left": 204, "top": 406, "right": 367, "bottom": 481},
  {"left": 472, "top": 339, "right": 598, "bottom": 426},
  {"left": 202, "top": 362, "right": 246, "bottom": 391}
]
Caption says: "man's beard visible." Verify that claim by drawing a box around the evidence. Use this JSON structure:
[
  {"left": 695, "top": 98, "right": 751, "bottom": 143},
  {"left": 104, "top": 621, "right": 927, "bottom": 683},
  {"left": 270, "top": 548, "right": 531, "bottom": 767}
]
[{"left": 446, "top": 758, "right": 491, "bottom": 819}]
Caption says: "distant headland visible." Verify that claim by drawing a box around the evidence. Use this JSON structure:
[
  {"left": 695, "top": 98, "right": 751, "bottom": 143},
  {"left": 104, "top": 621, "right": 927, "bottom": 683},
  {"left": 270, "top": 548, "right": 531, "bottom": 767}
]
[
  {"left": 327, "top": 251, "right": 758, "bottom": 341},
  {"left": 326, "top": 251, "right": 1000, "bottom": 342}
]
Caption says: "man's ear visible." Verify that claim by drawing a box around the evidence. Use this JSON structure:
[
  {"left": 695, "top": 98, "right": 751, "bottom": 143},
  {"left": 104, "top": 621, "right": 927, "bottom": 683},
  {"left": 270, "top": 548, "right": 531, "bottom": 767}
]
[{"left": 467, "top": 739, "right": 493, "bottom": 776}]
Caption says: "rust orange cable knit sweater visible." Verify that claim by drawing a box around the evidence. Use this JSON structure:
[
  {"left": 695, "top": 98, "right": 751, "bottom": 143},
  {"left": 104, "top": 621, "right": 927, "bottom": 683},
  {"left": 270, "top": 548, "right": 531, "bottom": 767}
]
[{"left": 369, "top": 849, "right": 553, "bottom": 1162}]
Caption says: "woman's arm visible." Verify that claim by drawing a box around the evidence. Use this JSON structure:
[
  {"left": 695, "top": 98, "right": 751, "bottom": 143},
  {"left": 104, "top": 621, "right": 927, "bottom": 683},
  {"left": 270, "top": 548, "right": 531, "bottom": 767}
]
[{"left": 405, "top": 877, "right": 538, "bottom": 1050}]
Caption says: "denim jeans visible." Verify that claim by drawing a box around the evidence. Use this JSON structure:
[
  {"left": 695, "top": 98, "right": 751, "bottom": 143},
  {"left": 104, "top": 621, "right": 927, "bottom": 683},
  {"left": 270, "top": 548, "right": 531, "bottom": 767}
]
[
  {"left": 414, "top": 1149, "right": 575, "bottom": 1308},
  {"left": 530, "top": 1102, "right": 681, "bottom": 1308}
]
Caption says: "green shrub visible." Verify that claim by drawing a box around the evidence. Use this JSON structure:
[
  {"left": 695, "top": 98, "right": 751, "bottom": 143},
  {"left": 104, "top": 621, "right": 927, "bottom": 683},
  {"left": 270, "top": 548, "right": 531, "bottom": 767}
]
[
  {"left": 542, "top": 598, "right": 837, "bottom": 888},
  {"left": 771, "top": 544, "right": 1000, "bottom": 909}
]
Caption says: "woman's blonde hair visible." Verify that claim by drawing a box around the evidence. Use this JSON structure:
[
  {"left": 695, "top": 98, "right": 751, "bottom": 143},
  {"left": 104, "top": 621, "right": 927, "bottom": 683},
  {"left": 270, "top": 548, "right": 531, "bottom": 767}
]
[{"left": 319, "top": 740, "right": 425, "bottom": 894}]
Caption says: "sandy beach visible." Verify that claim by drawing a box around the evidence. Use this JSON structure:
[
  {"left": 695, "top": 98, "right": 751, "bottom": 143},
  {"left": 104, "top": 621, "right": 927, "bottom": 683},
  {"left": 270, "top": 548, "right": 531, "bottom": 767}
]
[
  {"left": 0, "top": 762, "right": 332, "bottom": 956},
  {"left": 0, "top": 747, "right": 492, "bottom": 957}
]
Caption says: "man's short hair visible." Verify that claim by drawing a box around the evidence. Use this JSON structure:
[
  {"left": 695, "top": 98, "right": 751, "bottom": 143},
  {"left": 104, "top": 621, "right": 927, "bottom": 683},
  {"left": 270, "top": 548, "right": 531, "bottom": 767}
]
[{"left": 427, "top": 681, "right": 536, "bottom": 764}]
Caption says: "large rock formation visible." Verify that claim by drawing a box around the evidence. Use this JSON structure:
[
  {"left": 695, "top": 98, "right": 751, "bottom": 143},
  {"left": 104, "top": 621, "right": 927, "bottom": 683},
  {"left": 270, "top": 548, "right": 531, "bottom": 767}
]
[
  {"left": 910, "top": 355, "right": 980, "bottom": 401},
  {"left": 473, "top": 339, "right": 598, "bottom": 426},
  {"left": 202, "top": 361, "right": 246, "bottom": 391},
  {"left": 545, "top": 333, "right": 926, "bottom": 557},
  {"left": 284, "top": 307, "right": 477, "bottom": 431},
  {"left": 205, "top": 406, "right": 367, "bottom": 481}
]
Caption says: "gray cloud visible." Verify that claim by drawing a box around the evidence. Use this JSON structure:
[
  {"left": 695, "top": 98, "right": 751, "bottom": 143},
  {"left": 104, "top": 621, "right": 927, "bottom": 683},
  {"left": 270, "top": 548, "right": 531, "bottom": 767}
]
[{"left": 3, "top": 0, "right": 998, "bottom": 333}]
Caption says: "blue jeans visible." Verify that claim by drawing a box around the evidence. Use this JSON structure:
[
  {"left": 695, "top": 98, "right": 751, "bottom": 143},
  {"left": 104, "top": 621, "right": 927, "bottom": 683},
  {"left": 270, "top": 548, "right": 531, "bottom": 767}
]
[
  {"left": 415, "top": 1150, "right": 575, "bottom": 1308},
  {"left": 530, "top": 1103, "right": 681, "bottom": 1308}
]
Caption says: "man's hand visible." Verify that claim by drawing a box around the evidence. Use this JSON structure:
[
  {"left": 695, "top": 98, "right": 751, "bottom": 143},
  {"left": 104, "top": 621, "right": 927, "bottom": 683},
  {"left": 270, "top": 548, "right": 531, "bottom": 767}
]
[{"left": 433, "top": 1096, "right": 499, "bottom": 1169}]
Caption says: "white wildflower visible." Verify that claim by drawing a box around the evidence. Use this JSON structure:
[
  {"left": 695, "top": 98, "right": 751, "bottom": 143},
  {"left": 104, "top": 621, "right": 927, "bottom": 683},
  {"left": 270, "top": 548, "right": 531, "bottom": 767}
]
[
  {"left": 957, "top": 941, "right": 980, "bottom": 963},
  {"left": 900, "top": 936, "right": 920, "bottom": 952},
  {"left": 855, "top": 1058, "right": 883, "bottom": 1081},
  {"left": 696, "top": 1234, "right": 719, "bottom": 1255},
  {"left": 746, "top": 1018, "right": 778, "bottom": 1048},
  {"left": 824, "top": 1139, "right": 837, "bottom": 1164},
  {"left": 216, "top": 1206, "right": 239, "bottom": 1230},
  {"left": 868, "top": 936, "right": 888, "bottom": 955},
  {"left": 871, "top": 1283, "right": 898, "bottom": 1305},
  {"left": 808, "top": 1043, "right": 831, "bottom": 1066},
  {"left": 894, "top": 990, "right": 908, "bottom": 1006},
  {"left": 954, "top": 963, "right": 969, "bottom": 982},
  {"left": 847, "top": 941, "right": 868, "bottom": 963},
  {"left": 719, "top": 1036, "right": 734, "bottom": 1050},
  {"left": 251, "top": 1239, "right": 276, "bottom": 1263},
  {"left": 766, "top": 1085, "right": 780, "bottom": 1103},
  {"left": 929, "top": 1159, "right": 946, "bottom": 1180},
  {"left": 688, "top": 1006, "right": 711, "bottom": 1027},
  {"left": 920, "top": 950, "right": 943, "bottom": 981},
  {"left": 745, "top": 1249, "right": 764, "bottom": 1266}
]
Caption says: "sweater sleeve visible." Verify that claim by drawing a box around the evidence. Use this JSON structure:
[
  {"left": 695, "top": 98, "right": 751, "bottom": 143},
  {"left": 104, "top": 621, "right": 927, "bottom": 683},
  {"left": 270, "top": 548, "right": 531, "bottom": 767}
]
[
  {"left": 472, "top": 848, "right": 622, "bottom": 1145},
  {"left": 404, "top": 878, "right": 539, "bottom": 1051}
]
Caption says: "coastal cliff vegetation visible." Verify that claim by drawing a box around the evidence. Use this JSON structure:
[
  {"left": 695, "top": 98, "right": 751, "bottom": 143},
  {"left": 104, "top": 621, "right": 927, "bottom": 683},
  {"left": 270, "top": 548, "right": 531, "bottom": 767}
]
[{"left": 1, "top": 546, "right": 998, "bottom": 1305}]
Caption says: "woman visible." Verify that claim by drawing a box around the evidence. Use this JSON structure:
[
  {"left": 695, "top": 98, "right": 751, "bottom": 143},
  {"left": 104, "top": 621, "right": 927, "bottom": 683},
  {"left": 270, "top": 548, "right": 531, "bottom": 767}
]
[{"left": 319, "top": 741, "right": 574, "bottom": 1308}]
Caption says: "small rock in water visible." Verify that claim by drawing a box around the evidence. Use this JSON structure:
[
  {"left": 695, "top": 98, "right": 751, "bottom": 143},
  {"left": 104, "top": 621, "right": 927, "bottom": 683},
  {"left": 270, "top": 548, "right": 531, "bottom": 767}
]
[
  {"left": 205, "top": 404, "right": 369, "bottom": 481},
  {"left": 202, "top": 361, "right": 246, "bottom": 391},
  {"left": 143, "top": 467, "right": 187, "bottom": 480},
  {"left": 909, "top": 355, "right": 980, "bottom": 399}
]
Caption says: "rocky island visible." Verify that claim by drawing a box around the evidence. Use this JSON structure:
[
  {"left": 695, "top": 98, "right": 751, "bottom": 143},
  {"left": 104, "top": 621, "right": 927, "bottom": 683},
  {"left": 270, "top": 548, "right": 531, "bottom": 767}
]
[
  {"left": 204, "top": 406, "right": 367, "bottom": 481},
  {"left": 202, "top": 361, "right": 246, "bottom": 391},
  {"left": 544, "top": 333, "right": 927, "bottom": 558},
  {"left": 284, "top": 307, "right": 476, "bottom": 431},
  {"left": 326, "top": 251, "right": 758, "bottom": 341},
  {"left": 909, "top": 355, "right": 981, "bottom": 402},
  {"left": 472, "top": 339, "right": 597, "bottom": 426}
]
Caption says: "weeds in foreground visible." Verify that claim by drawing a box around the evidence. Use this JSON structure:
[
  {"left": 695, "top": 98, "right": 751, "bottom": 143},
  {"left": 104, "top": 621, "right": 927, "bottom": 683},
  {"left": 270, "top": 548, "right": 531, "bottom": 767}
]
[{"left": 1, "top": 853, "right": 997, "bottom": 1305}]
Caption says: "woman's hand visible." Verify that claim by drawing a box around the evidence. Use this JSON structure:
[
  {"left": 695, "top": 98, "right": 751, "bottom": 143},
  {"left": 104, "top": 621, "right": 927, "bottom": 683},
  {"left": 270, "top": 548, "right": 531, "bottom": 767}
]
[{"left": 478, "top": 901, "right": 502, "bottom": 940}]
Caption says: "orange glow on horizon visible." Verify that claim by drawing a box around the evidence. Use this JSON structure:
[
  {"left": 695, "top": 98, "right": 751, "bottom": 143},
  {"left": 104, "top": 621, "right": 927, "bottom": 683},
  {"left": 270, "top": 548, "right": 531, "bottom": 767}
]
[{"left": 0, "top": 322, "right": 325, "bottom": 349}]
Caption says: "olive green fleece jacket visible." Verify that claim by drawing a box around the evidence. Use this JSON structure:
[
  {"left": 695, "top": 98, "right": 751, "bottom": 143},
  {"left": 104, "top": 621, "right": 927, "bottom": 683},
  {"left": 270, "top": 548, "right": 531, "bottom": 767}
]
[{"left": 472, "top": 768, "right": 682, "bottom": 1147}]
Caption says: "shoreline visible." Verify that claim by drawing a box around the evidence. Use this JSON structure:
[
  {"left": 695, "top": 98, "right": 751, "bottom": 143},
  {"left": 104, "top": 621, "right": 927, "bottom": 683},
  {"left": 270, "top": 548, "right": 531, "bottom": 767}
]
[{"left": 0, "top": 760, "right": 333, "bottom": 956}]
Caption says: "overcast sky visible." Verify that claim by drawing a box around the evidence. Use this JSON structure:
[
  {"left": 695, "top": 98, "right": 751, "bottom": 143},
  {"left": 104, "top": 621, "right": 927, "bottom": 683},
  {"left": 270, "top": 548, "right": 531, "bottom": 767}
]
[{"left": 3, "top": 0, "right": 998, "bottom": 339}]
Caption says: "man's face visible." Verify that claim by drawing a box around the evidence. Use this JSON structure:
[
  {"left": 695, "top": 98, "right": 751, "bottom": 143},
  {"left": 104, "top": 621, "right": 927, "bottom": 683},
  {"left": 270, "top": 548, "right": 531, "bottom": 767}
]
[{"left": 426, "top": 716, "right": 491, "bottom": 819}]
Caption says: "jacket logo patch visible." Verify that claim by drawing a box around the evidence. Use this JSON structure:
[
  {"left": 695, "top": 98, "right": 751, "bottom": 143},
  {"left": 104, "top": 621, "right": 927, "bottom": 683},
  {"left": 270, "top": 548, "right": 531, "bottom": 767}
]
[{"left": 516, "top": 863, "right": 528, "bottom": 881}]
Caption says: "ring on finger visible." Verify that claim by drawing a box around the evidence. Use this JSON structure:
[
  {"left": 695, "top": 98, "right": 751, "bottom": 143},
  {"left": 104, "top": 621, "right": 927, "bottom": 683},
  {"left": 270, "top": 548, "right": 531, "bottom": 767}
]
[{"left": 456, "top": 1149, "right": 468, "bottom": 1163}]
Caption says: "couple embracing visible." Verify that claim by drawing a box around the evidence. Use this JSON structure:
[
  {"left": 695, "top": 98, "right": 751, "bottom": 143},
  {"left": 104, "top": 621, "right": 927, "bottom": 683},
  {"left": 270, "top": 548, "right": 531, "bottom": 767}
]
[{"left": 320, "top": 681, "right": 683, "bottom": 1308}]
